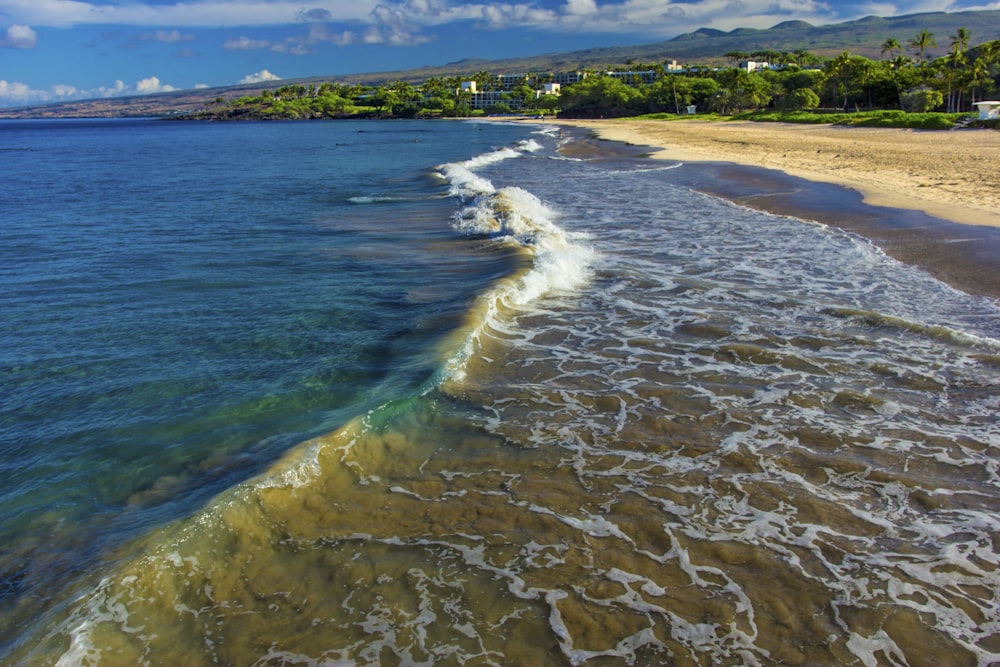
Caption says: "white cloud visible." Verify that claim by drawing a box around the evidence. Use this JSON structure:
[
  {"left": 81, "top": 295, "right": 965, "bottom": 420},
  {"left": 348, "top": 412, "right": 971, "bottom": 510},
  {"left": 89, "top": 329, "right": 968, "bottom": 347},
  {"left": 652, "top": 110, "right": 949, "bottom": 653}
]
[
  {"left": 98, "top": 80, "right": 128, "bottom": 96},
  {"left": 0, "top": 76, "right": 212, "bottom": 107},
  {"left": 223, "top": 35, "right": 271, "bottom": 49},
  {"left": 0, "top": 78, "right": 133, "bottom": 106},
  {"left": 564, "top": 0, "right": 598, "bottom": 16},
  {"left": 136, "top": 76, "right": 176, "bottom": 93},
  {"left": 238, "top": 69, "right": 281, "bottom": 84},
  {"left": 270, "top": 41, "right": 316, "bottom": 54},
  {"left": 0, "top": 80, "right": 46, "bottom": 103},
  {"left": 297, "top": 8, "right": 333, "bottom": 22},
  {"left": 152, "top": 29, "right": 194, "bottom": 42},
  {"left": 0, "top": 24, "right": 38, "bottom": 48}
]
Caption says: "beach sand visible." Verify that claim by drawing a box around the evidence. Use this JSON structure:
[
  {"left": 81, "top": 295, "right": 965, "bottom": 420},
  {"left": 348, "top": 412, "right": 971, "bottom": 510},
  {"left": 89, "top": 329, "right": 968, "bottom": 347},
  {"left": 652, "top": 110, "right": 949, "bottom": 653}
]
[{"left": 545, "top": 118, "right": 1000, "bottom": 300}]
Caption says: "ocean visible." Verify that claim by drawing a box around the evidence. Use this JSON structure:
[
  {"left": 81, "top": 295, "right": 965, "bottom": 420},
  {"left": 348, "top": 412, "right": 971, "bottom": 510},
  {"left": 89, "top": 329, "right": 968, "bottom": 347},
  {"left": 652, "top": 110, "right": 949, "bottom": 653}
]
[{"left": 1, "top": 118, "right": 998, "bottom": 666}]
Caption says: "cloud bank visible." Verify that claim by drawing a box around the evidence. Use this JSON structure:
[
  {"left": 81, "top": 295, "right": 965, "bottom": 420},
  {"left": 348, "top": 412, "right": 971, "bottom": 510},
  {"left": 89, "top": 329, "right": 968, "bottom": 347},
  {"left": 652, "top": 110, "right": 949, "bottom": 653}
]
[{"left": 0, "top": 76, "right": 176, "bottom": 106}]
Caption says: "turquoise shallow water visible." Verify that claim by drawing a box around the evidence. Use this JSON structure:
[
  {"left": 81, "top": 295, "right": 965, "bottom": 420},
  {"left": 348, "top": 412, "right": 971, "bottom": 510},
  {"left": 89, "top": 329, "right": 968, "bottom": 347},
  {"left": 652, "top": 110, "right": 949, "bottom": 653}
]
[{"left": 2, "top": 119, "right": 999, "bottom": 665}]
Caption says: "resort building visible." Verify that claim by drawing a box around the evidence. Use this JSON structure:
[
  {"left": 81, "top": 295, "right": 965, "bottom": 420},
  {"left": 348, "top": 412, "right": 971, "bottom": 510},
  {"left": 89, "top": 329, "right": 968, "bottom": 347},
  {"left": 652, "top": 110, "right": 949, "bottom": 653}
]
[
  {"left": 974, "top": 100, "right": 1000, "bottom": 120},
  {"left": 738, "top": 60, "right": 770, "bottom": 72},
  {"left": 495, "top": 74, "right": 531, "bottom": 90},
  {"left": 467, "top": 90, "right": 524, "bottom": 111},
  {"left": 538, "top": 83, "right": 561, "bottom": 97},
  {"left": 553, "top": 72, "right": 588, "bottom": 86},
  {"left": 607, "top": 70, "right": 658, "bottom": 85}
]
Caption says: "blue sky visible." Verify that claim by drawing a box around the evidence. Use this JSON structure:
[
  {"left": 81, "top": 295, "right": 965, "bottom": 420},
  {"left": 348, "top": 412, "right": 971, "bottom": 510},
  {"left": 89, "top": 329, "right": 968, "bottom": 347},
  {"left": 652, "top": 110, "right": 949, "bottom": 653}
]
[{"left": 1, "top": 0, "right": 997, "bottom": 107}]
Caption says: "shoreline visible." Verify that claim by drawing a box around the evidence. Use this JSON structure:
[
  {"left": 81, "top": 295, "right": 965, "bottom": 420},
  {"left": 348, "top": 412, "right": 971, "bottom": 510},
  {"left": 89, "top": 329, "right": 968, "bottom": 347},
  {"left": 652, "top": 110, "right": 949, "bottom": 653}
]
[
  {"left": 551, "top": 119, "right": 1000, "bottom": 229},
  {"left": 536, "top": 118, "right": 1000, "bottom": 301}
]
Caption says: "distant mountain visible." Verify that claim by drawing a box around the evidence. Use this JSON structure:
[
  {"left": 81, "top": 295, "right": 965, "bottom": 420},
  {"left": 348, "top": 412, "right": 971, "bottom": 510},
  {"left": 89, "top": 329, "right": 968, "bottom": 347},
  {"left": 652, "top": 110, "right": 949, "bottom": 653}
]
[{"left": 3, "top": 9, "right": 998, "bottom": 118}]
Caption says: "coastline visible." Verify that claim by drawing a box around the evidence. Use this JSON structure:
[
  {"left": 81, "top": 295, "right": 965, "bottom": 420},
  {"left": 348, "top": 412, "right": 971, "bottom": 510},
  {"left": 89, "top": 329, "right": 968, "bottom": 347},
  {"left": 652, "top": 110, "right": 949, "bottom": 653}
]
[
  {"left": 553, "top": 119, "right": 1000, "bottom": 229},
  {"left": 540, "top": 118, "right": 1000, "bottom": 301}
]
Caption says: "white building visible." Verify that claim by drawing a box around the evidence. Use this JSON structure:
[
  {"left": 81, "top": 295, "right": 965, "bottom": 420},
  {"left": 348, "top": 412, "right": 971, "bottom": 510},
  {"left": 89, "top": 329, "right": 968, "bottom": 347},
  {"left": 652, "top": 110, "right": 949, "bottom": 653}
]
[
  {"left": 538, "top": 83, "right": 561, "bottom": 97},
  {"left": 495, "top": 74, "right": 530, "bottom": 90},
  {"left": 553, "top": 72, "right": 587, "bottom": 86},
  {"left": 974, "top": 100, "right": 1000, "bottom": 120},
  {"left": 468, "top": 90, "right": 523, "bottom": 111}
]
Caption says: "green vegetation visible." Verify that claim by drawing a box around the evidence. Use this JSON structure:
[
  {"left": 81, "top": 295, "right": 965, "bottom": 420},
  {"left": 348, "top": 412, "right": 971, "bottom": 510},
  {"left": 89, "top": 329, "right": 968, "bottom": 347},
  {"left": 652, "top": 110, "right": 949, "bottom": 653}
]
[
  {"left": 183, "top": 29, "right": 1000, "bottom": 130},
  {"left": 731, "top": 109, "right": 971, "bottom": 129}
]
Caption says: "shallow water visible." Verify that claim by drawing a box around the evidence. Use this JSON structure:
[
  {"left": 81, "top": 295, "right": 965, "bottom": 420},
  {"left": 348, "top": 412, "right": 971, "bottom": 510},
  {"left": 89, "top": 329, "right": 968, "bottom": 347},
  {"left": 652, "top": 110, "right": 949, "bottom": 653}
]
[{"left": 3, "top": 119, "right": 999, "bottom": 666}]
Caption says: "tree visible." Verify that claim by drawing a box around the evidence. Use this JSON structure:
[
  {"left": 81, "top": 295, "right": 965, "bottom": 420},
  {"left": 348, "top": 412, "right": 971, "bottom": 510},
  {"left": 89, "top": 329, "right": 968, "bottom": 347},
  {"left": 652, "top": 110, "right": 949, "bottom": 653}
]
[
  {"left": 558, "top": 75, "right": 643, "bottom": 118},
  {"left": 370, "top": 84, "right": 400, "bottom": 116},
  {"left": 315, "top": 92, "right": 353, "bottom": 117},
  {"left": 513, "top": 84, "right": 537, "bottom": 110},
  {"left": 882, "top": 45, "right": 913, "bottom": 110},
  {"left": 724, "top": 51, "right": 749, "bottom": 66},
  {"left": 881, "top": 37, "right": 902, "bottom": 60},
  {"left": 911, "top": 29, "right": 937, "bottom": 63},
  {"left": 969, "top": 56, "right": 993, "bottom": 104},
  {"left": 902, "top": 85, "right": 943, "bottom": 112},
  {"left": 711, "top": 69, "right": 770, "bottom": 113},
  {"left": 779, "top": 88, "right": 820, "bottom": 111},
  {"left": 823, "top": 52, "right": 872, "bottom": 110},
  {"left": 946, "top": 28, "right": 973, "bottom": 111},
  {"left": 911, "top": 29, "right": 937, "bottom": 84},
  {"left": 951, "top": 28, "right": 971, "bottom": 57}
]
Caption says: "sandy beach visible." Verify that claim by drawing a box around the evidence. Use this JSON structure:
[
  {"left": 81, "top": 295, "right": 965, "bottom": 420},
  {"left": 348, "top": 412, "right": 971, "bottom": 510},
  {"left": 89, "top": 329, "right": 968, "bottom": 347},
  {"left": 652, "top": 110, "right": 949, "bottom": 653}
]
[{"left": 554, "top": 119, "right": 1000, "bottom": 228}]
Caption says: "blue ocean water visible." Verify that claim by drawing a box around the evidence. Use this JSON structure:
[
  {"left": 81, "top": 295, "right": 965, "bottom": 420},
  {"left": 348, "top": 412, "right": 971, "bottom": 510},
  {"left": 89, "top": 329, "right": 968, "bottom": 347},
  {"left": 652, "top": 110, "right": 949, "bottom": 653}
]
[
  {"left": 0, "top": 118, "right": 527, "bottom": 638},
  {"left": 2, "top": 118, "right": 1000, "bottom": 666}
]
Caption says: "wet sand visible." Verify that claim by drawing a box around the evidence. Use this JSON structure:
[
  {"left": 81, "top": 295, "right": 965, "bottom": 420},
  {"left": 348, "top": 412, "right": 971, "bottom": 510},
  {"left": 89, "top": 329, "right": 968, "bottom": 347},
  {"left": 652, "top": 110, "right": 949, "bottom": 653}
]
[{"left": 551, "top": 119, "right": 1000, "bottom": 301}]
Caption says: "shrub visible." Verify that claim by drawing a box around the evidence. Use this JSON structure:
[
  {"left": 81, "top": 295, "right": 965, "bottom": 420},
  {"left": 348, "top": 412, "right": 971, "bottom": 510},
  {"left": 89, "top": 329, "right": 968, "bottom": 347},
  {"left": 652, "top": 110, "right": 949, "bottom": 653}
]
[
  {"left": 901, "top": 86, "right": 943, "bottom": 113},
  {"left": 779, "top": 88, "right": 820, "bottom": 111}
]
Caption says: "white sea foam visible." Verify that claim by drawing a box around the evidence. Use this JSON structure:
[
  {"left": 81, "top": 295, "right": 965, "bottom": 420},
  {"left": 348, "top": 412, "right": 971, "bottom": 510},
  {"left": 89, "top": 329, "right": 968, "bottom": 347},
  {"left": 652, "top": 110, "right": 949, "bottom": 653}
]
[
  {"left": 346, "top": 195, "right": 405, "bottom": 204},
  {"left": 437, "top": 138, "right": 598, "bottom": 382}
]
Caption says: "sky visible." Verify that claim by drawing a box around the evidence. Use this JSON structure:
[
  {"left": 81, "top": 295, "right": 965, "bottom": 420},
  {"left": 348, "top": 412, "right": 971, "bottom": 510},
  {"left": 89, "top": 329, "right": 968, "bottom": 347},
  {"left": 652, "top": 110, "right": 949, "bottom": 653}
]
[{"left": 1, "top": 0, "right": 998, "bottom": 107}]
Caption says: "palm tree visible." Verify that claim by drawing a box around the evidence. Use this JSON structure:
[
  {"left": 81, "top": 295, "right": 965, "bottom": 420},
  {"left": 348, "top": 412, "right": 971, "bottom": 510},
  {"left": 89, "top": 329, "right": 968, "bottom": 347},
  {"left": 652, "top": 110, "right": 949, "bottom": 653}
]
[
  {"left": 881, "top": 37, "right": 901, "bottom": 60},
  {"left": 951, "top": 28, "right": 971, "bottom": 56},
  {"left": 945, "top": 29, "right": 972, "bottom": 112},
  {"left": 910, "top": 29, "right": 937, "bottom": 64},
  {"left": 910, "top": 29, "right": 937, "bottom": 84},
  {"left": 969, "top": 56, "right": 992, "bottom": 105},
  {"left": 890, "top": 55, "right": 911, "bottom": 109},
  {"left": 825, "top": 51, "right": 861, "bottom": 110}
]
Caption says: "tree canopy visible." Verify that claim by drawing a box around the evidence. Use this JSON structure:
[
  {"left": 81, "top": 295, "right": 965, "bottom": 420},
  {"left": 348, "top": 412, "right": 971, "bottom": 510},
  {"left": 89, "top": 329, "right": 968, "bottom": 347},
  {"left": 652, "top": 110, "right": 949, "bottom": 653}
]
[{"left": 184, "top": 32, "right": 999, "bottom": 122}]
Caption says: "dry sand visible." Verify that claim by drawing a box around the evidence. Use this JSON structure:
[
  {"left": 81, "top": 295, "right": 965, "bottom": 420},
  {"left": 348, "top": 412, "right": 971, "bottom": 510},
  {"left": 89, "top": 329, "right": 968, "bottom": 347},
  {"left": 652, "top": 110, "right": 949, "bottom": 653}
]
[{"left": 553, "top": 119, "right": 1000, "bottom": 228}]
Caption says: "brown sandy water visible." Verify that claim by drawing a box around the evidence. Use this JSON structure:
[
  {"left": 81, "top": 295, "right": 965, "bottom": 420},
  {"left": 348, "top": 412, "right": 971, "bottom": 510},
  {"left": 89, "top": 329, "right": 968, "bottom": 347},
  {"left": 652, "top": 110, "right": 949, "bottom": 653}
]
[{"left": 16, "top": 125, "right": 1000, "bottom": 666}]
